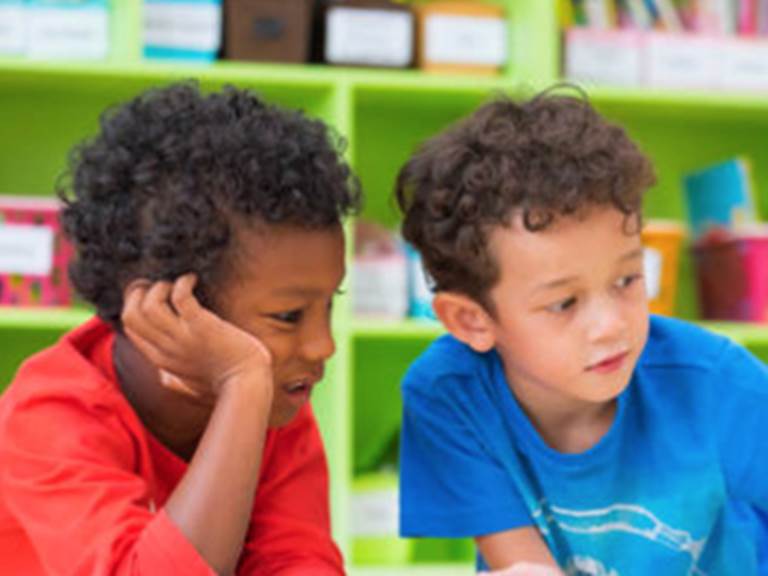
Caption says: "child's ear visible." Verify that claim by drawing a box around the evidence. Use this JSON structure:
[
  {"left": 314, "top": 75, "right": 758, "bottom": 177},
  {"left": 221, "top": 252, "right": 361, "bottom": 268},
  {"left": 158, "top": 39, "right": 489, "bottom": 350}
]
[{"left": 433, "top": 292, "right": 496, "bottom": 353}]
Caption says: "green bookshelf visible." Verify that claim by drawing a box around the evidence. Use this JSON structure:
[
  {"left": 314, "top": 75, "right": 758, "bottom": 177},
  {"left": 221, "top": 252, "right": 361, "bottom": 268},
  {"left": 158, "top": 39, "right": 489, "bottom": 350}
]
[
  {"left": 349, "top": 566, "right": 473, "bottom": 576},
  {"left": 2, "top": 1, "right": 768, "bottom": 573},
  {"left": 0, "top": 307, "right": 93, "bottom": 387}
]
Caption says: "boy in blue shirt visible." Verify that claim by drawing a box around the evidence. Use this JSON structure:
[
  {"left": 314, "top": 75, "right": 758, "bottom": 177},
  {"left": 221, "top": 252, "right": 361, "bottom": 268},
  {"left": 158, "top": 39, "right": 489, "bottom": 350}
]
[{"left": 395, "top": 89, "right": 768, "bottom": 575}]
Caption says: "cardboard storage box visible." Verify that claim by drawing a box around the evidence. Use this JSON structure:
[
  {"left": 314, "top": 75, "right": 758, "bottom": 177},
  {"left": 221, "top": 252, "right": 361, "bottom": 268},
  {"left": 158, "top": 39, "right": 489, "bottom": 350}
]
[
  {"left": 415, "top": 1, "right": 507, "bottom": 75},
  {"left": 322, "top": 0, "right": 414, "bottom": 67},
  {"left": 224, "top": 0, "right": 314, "bottom": 63},
  {"left": 0, "top": 196, "right": 73, "bottom": 307}
]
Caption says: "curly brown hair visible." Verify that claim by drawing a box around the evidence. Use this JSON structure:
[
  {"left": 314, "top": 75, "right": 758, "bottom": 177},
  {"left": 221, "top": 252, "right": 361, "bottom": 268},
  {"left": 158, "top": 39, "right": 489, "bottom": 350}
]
[
  {"left": 59, "top": 81, "right": 361, "bottom": 327},
  {"left": 395, "top": 87, "right": 656, "bottom": 313}
]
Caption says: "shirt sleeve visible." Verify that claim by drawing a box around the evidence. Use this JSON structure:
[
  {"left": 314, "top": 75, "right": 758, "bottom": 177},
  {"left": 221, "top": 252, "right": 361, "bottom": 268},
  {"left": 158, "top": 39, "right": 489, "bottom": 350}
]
[
  {"left": 0, "top": 394, "right": 215, "bottom": 576},
  {"left": 715, "top": 341, "right": 768, "bottom": 508},
  {"left": 399, "top": 377, "right": 532, "bottom": 538},
  {"left": 236, "top": 404, "right": 344, "bottom": 576}
]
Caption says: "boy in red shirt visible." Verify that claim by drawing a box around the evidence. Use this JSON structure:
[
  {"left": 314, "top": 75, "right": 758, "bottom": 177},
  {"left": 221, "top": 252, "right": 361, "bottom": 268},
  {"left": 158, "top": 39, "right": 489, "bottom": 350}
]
[{"left": 0, "top": 81, "right": 360, "bottom": 575}]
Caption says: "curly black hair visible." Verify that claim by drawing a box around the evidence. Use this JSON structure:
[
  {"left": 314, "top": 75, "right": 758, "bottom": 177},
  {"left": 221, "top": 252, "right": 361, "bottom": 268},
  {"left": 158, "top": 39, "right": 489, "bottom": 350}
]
[
  {"left": 395, "top": 86, "right": 656, "bottom": 313},
  {"left": 59, "top": 81, "right": 361, "bottom": 327}
]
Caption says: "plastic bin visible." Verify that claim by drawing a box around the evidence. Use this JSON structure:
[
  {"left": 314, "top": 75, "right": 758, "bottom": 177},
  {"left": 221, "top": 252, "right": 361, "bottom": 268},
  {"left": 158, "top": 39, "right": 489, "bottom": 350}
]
[{"left": 692, "top": 228, "right": 768, "bottom": 322}]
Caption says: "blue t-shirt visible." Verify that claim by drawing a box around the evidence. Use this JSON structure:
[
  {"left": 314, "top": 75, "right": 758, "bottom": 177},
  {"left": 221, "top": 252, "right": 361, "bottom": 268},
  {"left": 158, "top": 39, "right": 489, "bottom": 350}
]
[{"left": 399, "top": 315, "right": 768, "bottom": 574}]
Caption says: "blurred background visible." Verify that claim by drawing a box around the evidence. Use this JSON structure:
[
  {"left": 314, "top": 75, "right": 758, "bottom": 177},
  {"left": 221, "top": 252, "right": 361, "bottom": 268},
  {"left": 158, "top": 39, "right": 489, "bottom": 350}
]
[{"left": 1, "top": 1, "right": 767, "bottom": 573}]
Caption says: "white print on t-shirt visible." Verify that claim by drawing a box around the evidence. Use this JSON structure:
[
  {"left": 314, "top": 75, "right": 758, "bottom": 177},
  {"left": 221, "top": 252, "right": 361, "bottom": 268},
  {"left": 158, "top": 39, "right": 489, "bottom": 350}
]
[
  {"left": 532, "top": 501, "right": 708, "bottom": 576},
  {"left": 564, "top": 556, "right": 618, "bottom": 576}
]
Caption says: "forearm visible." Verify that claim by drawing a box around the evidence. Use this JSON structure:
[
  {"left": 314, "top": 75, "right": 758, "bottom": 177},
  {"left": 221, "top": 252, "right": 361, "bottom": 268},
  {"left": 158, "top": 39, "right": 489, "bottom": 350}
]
[
  {"left": 476, "top": 527, "right": 562, "bottom": 573},
  {"left": 165, "top": 372, "right": 272, "bottom": 575},
  {"left": 480, "top": 564, "right": 564, "bottom": 576}
]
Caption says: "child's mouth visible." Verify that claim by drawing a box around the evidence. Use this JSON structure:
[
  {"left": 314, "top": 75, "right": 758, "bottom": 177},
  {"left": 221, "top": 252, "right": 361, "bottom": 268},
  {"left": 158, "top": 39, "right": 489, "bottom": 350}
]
[
  {"left": 283, "top": 379, "right": 316, "bottom": 406},
  {"left": 587, "top": 351, "right": 629, "bottom": 374}
]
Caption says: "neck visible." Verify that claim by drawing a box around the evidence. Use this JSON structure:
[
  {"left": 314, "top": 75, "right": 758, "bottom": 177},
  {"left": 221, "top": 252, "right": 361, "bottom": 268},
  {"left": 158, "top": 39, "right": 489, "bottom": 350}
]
[
  {"left": 112, "top": 333, "right": 211, "bottom": 461},
  {"left": 506, "top": 372, "right": 617, "bottom": 454}
]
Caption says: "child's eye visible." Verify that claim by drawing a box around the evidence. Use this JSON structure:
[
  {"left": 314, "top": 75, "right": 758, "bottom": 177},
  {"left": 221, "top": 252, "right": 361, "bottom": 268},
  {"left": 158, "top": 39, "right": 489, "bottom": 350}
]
[
  {"left": 616, "top": 273, "right": 642, "bottom": 289},
  {"left": 270, "top": 309, "right": 303, "bottom": 324},
  {"left": 547, "top": 297, "right": 577, "bottom": 314}
]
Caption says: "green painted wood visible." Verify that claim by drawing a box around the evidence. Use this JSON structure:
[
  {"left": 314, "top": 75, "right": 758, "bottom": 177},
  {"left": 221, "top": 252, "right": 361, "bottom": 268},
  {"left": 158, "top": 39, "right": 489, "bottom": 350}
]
[{"left": 0, "top": 307, "right": 93, "bottom": 386}]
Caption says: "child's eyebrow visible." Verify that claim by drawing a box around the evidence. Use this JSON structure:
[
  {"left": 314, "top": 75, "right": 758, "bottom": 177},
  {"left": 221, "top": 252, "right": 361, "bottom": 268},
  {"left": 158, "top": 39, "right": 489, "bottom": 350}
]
[
  {"left": 273, "top": 281, "right": 345, "bottom": 299},
  {"left": 618, "top": 248, "right": 645, "bottom": 262},
  {"left": 532, "top": 248, "right": 645, "bottom": 294},
  {"left": 533, "top": 275, "right": 579, "bottom": 293},
  {"left": 273, "top": 287, "right": 327, "bottom": 298}
]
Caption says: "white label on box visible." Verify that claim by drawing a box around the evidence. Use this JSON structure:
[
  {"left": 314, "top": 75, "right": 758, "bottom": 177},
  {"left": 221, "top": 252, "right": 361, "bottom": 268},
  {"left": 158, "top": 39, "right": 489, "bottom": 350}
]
[
  {"left": 144, "top": 3, "right": 222, "bottom": 52},
  {"left": 0, "top": 5, "right": 25, "bottom": 55},
  {"left": 0, "top": 224, "right": 54, "bottom": 276},
  {"left": 352, "top": 255, "right": 407, "bottom": 318},
  {"left": 565, "top": 30, "right": 642, "bottom": 87},
  {"left": 643, "top": 246, "right": 662, "bottom": 300},
  {"left": 326, "top": 8, "right": 413, "bottom": 67},
  {"left": 350, "top": 487, "right": 399, "bottom": 537},
  {"left": 353, "top": 256, "right": 408, "bottom": 318},
  {"left": 721, "top": 39, "right": 768, "bottom": 91},
  {"left": 645, "top": 33, "right": 721, "bottom": 89},
  {"left": 26, "top": 6, "right": 109, "bottom": 60},
  {"left": 424, "top": 14, "right": 506, "bottom": 66}
]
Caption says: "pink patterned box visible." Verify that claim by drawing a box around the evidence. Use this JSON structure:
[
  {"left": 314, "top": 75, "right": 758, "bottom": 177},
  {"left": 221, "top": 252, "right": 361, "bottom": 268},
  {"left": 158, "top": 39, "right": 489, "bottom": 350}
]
[{"left": 0, "top": 196, "right": 74, "bottom": 306}]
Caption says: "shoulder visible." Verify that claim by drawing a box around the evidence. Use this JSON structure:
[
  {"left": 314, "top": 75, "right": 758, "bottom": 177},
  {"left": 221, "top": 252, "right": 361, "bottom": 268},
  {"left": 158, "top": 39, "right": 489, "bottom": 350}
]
[
  {"left": 639, "top": 315, "right": 731, "bottom": 372},
  {"left": 402, "top": 334, "right": 493, "bottom": 398},
  {"left": 6, "top": 317, "right": 117, "bottom": 396},
  {"left": 400, "top": 334, "right": 503, "bottom": 430},
  {"left": 0, "top": 317, "right": 133, "bottom": 441},
  {"left": 636, "top": 315, "right": 768, "bottom": 401}
]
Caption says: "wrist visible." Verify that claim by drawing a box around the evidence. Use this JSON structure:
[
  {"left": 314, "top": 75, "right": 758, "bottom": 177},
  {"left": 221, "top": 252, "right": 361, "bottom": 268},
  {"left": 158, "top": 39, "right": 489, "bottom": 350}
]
[{"left": 216, "top": 362, "right": 273, "bottom": 402}]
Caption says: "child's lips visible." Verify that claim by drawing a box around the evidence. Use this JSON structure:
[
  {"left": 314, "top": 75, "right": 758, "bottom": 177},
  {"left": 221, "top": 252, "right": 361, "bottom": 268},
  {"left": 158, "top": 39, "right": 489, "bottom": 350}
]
[
  {"left": 586, "top": 351, "right": 629, "bottom": 374},
  {"left": 282, "top": 381, "right": 314, "bottom": 409},
  {"left": 282, "top": 371, "right": 323, "bottom": 405},
  {"left": 287, "top": 382, "right": 312, "bottom": 399}
]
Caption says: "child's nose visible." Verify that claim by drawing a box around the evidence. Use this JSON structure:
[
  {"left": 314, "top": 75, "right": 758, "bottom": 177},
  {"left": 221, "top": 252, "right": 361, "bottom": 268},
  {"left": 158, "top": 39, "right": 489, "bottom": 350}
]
[
  {"left": 588, "top": 297, "right": 626, "bottom": 343},
  {"left": 301, "top": 319, "right": 336, "bottom": 362}
]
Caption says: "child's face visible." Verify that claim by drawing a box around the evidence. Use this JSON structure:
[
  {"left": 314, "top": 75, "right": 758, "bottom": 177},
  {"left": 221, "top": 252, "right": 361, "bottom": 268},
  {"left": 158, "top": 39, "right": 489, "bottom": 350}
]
[
  {"left": 487, "top": 207, "right": 649, "bottom": 415},
  {"left": 216, "top": 224, "right": 346, "bottom": 427}
]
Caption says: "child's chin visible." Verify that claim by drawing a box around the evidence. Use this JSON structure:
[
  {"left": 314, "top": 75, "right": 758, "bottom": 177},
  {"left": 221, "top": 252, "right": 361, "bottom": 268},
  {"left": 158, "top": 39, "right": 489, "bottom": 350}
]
[
  {"left": 268, "top": 406, "right": 301, "bottom": 429},
  {"left": 580, "top": 376, "right": 632, "bottom": 405}
]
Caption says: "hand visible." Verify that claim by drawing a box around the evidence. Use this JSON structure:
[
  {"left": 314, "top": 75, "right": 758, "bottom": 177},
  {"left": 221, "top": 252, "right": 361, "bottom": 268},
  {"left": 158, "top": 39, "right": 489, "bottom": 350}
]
[
  {"left": 479, "top": 564, "right": 564, "bottom": 576},
  {"left": 121, "top": 274, "right": 273, "bottom": 400}
]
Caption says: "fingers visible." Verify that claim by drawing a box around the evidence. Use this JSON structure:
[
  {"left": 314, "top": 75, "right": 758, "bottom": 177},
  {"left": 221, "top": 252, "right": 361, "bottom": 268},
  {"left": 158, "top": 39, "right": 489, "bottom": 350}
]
[
  {"left": 123, "top": 325, "right": 177, "bottom": 373},
  {"left": 479, "top": 564, "right": 564, "bottom": 576},
  {"left": 122, "top": 280, "right": 179, "bottom": 355},
  {"left": 170, "top": 273, "right": 206, "bottom": 321},
  {"left": 144, "top": 281, "right": 177, "bottom": 329},
  {"left": 122, "top": 272, "right": 273, "bottom": 399}
]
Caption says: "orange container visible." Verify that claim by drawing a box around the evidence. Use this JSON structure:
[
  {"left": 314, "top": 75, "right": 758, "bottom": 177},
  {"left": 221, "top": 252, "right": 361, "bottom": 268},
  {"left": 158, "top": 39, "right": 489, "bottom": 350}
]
[
  {"left": 642, "top": 220, "right": 685, "bottom": 316},
  {"left": 414, "top": 1, "right": 507, "bottom": 75}
]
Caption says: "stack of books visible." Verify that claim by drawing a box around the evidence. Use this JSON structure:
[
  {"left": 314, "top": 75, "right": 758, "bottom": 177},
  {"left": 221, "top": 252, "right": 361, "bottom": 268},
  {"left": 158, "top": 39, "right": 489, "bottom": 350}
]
[{"left": 563, "top": 0, "right": 768, "bottom": 90}]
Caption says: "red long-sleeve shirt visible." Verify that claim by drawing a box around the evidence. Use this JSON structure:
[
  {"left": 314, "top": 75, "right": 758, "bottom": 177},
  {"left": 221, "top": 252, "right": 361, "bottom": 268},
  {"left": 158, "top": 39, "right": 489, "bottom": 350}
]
[{"left": 0, "top": 317, "right": 344, "bottom": 575}]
